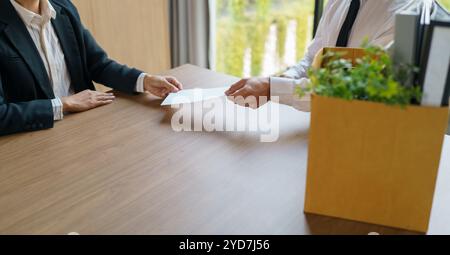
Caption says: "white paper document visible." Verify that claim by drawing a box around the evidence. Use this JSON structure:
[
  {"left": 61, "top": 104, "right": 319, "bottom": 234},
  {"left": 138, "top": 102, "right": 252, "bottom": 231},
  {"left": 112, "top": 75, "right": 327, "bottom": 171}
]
[{"left": 161, "top": 87, "right": 228, "bottom": 106}]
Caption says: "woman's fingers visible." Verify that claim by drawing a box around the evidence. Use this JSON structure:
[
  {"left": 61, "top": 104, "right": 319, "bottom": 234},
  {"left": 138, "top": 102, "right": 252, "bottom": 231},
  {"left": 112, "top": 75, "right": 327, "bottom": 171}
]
[
  {"left": 162, "top": 80, "right": 180, "bottom": 93},
  {"left": 97, "top": 100, "right": 114, "bottom": 106},
  {"left": 92, "top": 98, "right": 114, "bottom": 108},
  {"left": 91, "top": 92, "right": 115, "bottom": 107},
  {"left": 96, "top": 95, "right": 116, "bottom": 101},
  {"left": 94, "top": 91, "right": 114, "bottom": 96},
  {"left": 167, "top": 77, "right": 183, "bottom": 90},
  {"left": 151, "top": 87, "right": 169, "bottom": 98},
  {"left": 94, "top": 92, "right": 115, "bottom": 101}
]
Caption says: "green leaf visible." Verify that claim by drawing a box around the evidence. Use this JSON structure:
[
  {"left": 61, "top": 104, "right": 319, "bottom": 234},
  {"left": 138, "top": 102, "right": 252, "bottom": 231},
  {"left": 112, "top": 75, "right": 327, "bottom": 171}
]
[{"left": 297, "top": 44, "right": 422, "bottom": 107}]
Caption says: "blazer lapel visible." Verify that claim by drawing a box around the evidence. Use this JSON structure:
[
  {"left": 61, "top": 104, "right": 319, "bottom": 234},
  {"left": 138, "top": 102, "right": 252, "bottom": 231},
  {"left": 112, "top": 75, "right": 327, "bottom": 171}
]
[
  {"left": 1, "top": 1, "right": 54, "bottom": 99},
  {"left": 51, "top": 2, "right": 85, "bottom": 94}
]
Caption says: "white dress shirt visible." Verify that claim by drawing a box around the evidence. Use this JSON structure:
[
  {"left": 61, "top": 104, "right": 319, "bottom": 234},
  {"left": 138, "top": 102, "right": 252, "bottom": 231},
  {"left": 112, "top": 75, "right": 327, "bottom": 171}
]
[
  {"left": 270, "top": 0, "right": 419, "bottom": 111},
  {"left": 11, "top": 0, "right": 146, "bottom": 120}
]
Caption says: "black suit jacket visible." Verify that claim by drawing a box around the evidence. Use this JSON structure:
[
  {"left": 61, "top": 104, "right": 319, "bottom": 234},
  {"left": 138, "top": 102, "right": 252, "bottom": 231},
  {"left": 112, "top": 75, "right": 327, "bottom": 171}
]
[{"left": 0, "top": 0, "right": 143, "bottom": 136}]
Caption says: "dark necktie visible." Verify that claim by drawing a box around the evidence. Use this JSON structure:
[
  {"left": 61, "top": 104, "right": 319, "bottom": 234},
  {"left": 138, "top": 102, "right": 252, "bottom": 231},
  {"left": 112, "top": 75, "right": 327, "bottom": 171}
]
[{"left": 336, "top": 0, "right": 361, "bottom": 47}]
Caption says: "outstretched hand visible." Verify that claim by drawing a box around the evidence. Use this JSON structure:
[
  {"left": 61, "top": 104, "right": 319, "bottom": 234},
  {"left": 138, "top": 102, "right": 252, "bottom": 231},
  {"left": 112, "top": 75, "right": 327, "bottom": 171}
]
[
  {"left": 225, "top": 77, "right": 270, "bottom": 108},
  {"left": 144, "top": 75, "right": 183, "bottom": 98}
]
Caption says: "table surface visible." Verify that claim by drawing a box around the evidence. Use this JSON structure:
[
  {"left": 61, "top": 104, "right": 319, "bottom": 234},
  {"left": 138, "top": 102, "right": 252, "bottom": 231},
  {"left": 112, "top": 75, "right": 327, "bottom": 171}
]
[{"left": 0, "top": 64, "right": 449, "bottom": 235}]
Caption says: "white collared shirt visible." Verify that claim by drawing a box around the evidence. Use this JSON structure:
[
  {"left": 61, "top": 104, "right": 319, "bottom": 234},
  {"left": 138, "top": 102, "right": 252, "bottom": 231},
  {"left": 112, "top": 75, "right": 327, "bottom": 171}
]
[
  {"left": 270, "top": 0, "right": 419, "bottom": 111},
  {"left": 11, "top": 0, "right": 146, "bottom": 120}
]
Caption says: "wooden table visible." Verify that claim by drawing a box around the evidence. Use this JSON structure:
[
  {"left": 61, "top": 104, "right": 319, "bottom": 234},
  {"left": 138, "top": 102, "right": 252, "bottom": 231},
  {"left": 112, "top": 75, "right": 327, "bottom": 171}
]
[{"left": 0, "top": 65, "right": 449, "bottom": 235}]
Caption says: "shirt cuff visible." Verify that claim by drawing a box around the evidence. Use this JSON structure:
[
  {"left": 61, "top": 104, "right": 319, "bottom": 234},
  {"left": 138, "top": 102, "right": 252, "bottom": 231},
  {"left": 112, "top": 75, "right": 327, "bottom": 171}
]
[
  {"left": 51, "top": 98, "right": 64, "bottom": 121},
  {"left": 270, "top": 77, "right": 298, "bottom": 106},
  {"left": 270, "top": 77, "right": 311, "bottom": 111},
  {"left": 282, "top": 68, "right": 301, "bottom": 79},
  {"left": 135, "top": 73, "right": 147, "bottom": 93}
]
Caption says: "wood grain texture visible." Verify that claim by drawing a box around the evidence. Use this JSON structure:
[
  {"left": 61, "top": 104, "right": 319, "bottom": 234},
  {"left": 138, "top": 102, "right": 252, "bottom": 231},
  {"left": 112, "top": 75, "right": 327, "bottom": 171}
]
[
  {"left": 71, "top": 0, "right": 171, "bottom": 91},
  {"left": 0, "top": 65, "right": 449, "bottom": 235}
]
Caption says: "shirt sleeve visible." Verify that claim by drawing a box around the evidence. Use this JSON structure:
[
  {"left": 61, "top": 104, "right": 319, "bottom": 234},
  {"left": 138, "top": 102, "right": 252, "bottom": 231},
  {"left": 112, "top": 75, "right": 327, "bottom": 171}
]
[
  {"left": 51, "top": 98, "right": 64, "bottom": 121},
  {"left": 371, "top": 27, "right": 395, "bottom": 48},
  {"left": 135, "top": 73, "right": 147, "bottom": 93},
  {"left": 270, "top": 77, "right": 312, "bottom": 112}
]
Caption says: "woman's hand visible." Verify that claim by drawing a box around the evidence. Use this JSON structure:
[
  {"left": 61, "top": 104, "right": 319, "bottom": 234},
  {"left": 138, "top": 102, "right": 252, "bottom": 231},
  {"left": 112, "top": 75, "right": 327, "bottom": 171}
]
[
  {"left": 61, "top": 90, "right": 115, "bottom": 113},
  {"left": 143, "top": 75, "right": 183, "bottom": 98}
]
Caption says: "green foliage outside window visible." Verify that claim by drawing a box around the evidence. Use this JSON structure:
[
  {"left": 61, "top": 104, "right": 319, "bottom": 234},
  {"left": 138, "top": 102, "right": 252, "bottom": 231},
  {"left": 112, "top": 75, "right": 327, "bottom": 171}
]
[
  {"left": 214, "top": 0, "right": 450, "bottom": 78},
  {"left": 215, "top": 0, "right": 314, "bottom": 77},
  {"left": 249, "top": 0, "right": 272, "bottom": 76},
  {"left": 439, "top": 0, "right": 450, "bottom": 10},
  {"left": 276, "top": 16, "right": 288, "bottom": 60}
]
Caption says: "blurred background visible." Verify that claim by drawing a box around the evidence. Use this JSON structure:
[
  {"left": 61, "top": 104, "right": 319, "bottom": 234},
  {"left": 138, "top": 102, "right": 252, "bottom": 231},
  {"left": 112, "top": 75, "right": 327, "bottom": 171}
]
[
  {"left": 72, "top": 0, "right": 450, "bottom": 78},
  {"left": 215, "top": 0, "right": 315, "bottom": 77},
  {"left": 214, "top": 0, "right": 450, "bottom": 77}
]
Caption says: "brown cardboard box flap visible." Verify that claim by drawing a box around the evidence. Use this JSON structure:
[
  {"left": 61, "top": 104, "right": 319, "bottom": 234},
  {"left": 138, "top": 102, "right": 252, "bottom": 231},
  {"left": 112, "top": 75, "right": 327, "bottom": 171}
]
[{"left": 312, "top": 47, "right": 366, "bottom": 69}]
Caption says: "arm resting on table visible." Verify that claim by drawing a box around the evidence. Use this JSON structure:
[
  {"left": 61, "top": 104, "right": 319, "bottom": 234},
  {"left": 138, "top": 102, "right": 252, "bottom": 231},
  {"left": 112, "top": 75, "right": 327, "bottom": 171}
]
[{"left": 0, "top": 73, "right": 54, "bottom": 136}]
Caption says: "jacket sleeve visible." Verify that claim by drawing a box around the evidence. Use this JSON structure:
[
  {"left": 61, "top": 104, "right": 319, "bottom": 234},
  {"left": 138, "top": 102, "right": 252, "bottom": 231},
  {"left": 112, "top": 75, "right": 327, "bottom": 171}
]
[
  {"left": 0, "top": 72, "right": 54, "bottom": 136},
  {"left": 83, "top": 29, "right": 143, "bottom": 93},
  {"left": 66, "top": 0, "right": 143, "bottom": 93}
]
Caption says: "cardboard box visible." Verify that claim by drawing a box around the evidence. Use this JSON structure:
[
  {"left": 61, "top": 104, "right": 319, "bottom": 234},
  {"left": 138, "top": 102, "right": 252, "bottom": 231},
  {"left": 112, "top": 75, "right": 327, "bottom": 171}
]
[{"left": 304, "top": 48, "right": 450, "bottom": 233}]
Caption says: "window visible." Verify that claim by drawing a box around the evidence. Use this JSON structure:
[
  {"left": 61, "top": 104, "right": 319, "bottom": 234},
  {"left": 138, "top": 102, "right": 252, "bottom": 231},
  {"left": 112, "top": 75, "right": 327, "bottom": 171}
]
[
  {"left": 439, "top": 0, "right": 450, "bottom": 10},
  {"left": 213, "top": 0, "right": 449, "bottom": 78},
  {"left": 214, "top": 0, "right": 317, "bottom": 77}
]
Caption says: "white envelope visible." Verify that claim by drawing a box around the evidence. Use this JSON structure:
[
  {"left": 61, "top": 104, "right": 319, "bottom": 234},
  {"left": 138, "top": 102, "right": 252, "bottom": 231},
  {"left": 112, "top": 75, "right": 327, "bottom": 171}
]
[{"left": 161, "top": 87, "right": 228, "bottom": 106}]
